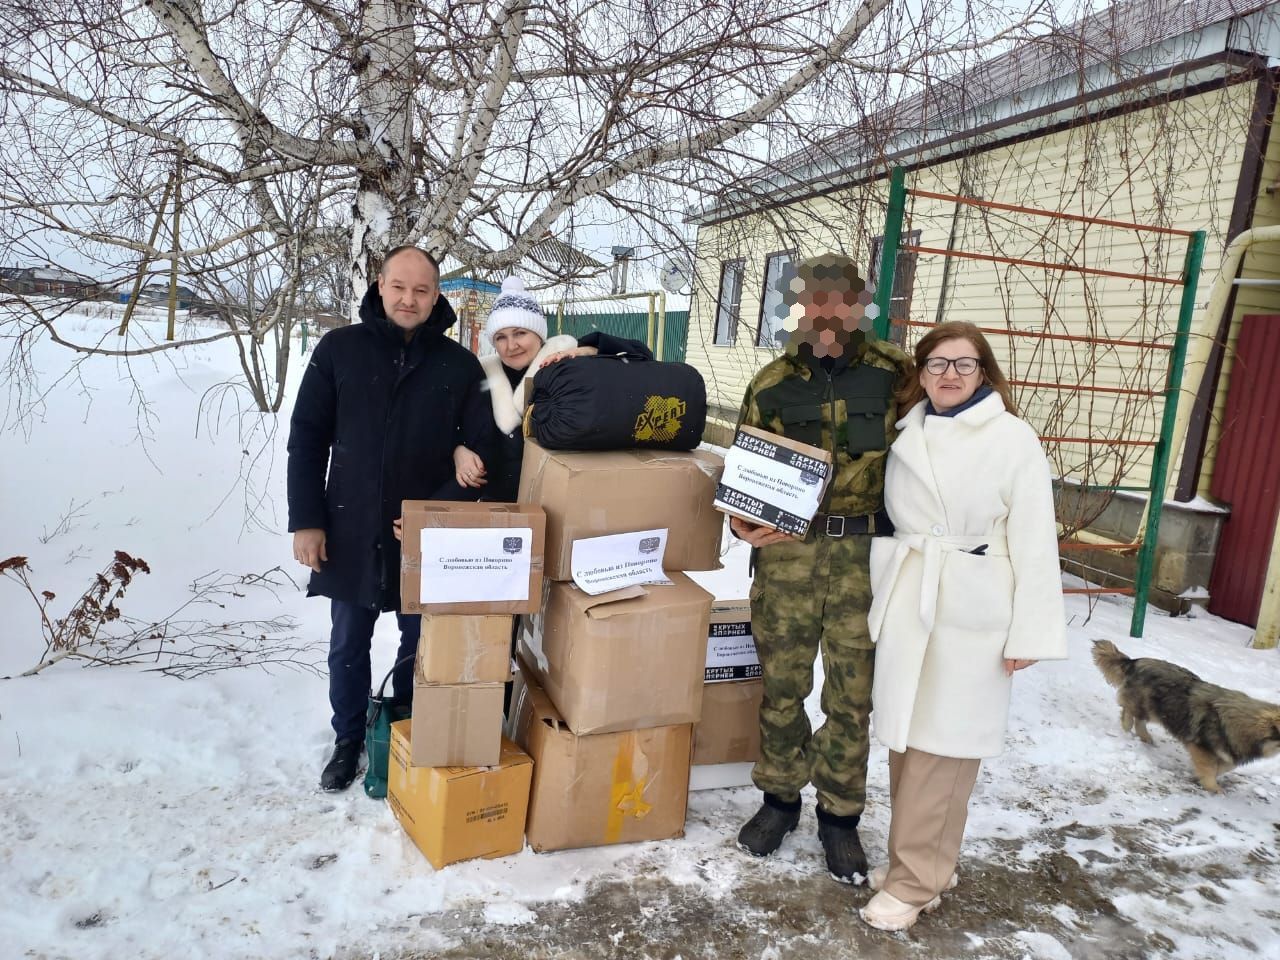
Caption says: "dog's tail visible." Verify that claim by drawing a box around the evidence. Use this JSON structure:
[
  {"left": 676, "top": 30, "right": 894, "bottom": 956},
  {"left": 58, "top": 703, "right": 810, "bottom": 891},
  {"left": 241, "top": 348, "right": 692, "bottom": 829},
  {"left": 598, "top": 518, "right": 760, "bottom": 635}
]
[{"left": 1091, "top": 640, "right": 1132, "bottom": 688}]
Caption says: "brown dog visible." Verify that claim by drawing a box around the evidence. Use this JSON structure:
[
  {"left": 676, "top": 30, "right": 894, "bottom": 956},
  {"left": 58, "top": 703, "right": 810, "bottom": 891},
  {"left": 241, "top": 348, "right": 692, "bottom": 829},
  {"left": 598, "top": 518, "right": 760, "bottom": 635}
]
[{"left": 1092, "top": 640, "right": 1280, "bottom": 792}]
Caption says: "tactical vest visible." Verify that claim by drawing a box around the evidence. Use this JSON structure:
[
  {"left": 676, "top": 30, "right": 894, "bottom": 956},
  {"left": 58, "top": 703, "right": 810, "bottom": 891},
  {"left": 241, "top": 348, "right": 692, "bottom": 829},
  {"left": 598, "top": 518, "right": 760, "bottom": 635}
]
[{"left": 754, "top": 361, "right": 896, "bottom": 459}]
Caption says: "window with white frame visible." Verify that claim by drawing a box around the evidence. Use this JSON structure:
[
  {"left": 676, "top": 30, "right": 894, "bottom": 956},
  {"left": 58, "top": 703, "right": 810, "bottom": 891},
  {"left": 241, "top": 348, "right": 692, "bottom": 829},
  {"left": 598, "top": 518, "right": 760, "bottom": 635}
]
[
  {"left": 756, "top": 250, "right": 796, "bottom": 348},
  {"left": 713, "top": 258, "right": 745, "bottom": 346}
]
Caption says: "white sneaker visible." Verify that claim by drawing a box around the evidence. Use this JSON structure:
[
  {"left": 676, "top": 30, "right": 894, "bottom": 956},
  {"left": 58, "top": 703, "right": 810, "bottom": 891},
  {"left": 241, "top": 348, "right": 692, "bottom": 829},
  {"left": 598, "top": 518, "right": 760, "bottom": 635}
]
[
  {"left": 859, "top": 890, "right": 942, "bottom": 932},
  {"left": 868, "top": 864, "right": 959, "bottom": 893}
]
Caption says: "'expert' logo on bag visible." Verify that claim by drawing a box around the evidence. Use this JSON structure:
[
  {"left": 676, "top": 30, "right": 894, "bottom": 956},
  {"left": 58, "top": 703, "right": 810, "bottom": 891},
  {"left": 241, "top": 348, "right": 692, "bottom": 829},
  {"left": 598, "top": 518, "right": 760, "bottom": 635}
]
[{"left": 634, "top": 396, "right": 686, "bottom": 443}]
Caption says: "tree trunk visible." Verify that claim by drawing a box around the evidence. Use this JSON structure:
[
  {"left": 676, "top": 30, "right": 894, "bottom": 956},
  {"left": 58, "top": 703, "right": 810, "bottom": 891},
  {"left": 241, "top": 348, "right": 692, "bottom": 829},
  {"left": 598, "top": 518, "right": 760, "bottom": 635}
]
[{"left": 347, "top": 0, "right": 417, "bottom": 319}]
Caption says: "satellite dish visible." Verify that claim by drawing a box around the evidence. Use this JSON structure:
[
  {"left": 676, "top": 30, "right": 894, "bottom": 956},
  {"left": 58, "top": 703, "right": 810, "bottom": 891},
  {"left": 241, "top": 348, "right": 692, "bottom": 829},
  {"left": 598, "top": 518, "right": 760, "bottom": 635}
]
[{"left": 660, "top": 258, "right": 692, "bottom": 294}]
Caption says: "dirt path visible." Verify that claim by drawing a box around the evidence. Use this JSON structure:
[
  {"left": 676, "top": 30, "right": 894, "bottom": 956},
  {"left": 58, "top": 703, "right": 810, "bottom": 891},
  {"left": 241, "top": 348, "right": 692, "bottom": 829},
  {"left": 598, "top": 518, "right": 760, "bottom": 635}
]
[{"left": 357, "top": 811, "right": 1278, "bottom": 960}]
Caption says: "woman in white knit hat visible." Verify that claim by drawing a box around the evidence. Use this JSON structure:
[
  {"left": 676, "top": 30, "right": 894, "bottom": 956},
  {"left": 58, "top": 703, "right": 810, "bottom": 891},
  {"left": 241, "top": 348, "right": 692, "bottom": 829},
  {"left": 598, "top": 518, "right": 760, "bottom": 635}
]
[{"left": 454, "top": 275, "right": 649, "bottom": 501}]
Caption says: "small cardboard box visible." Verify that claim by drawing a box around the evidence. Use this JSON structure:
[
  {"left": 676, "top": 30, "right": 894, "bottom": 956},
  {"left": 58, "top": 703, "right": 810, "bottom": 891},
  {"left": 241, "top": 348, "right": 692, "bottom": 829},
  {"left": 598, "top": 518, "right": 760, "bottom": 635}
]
[
  {"left": 713, "top": 425, "right": 833, "bottom": 537},
  {"left": 416, "top": 615, "right": 513, "bottom": 685},
  {"left": 409, "top": 683, "right": 505, "bottom": 767},
  {"left": 705, "top": 598, "right": 759, "bottom": 683},
  {"left": 689, "top": 762, "right": 755, "bottom": 792},
  {"left": 691, "top": 678, "right": 763, "bottom": 765},
  {"left": 388, "top": 721, "right": 533, "bottom": 870},
  {"left": 400, "top": 501, "right": 546, "bottom": 615},
  {"left": 519, "top": 572, "right": 713, "bottom": 735},
  {"left": 518, "top": 440, "right": 724, "bottom": 580},
  {"left": 506, "top": 660, "right": 692, "bottom": 852}
]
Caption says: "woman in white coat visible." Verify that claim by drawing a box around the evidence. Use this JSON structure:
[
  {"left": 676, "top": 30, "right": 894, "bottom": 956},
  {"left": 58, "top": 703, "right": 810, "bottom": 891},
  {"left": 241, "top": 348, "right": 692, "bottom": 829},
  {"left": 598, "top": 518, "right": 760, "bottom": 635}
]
[{"left": 859, "top": 321, "right": 1067, "bottom": 932}]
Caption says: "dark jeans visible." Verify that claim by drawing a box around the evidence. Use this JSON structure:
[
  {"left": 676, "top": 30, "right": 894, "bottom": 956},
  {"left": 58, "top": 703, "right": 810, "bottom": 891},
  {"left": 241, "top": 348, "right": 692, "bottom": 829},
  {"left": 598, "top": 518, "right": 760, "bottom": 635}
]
[{"left": 328, "top": 599, "right": 420, "bottom": 742}]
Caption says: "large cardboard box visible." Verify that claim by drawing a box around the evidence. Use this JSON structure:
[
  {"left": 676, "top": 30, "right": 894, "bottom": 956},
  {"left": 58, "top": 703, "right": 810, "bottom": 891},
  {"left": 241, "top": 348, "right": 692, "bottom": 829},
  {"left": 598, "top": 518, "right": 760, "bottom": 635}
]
[
  {"left": 519, "top": 572, "right": 713, "bottom": 735},
  {"left": 400, "top": 501, "right": 546, "bottom": 615},
  {"left": 506, "top": 660, "right": 692, "bottom": 852},
  {"left": 691, "top": 678, "right": 763, "bottom": 765},
  {"left": 409, "top": 683, "right": 505, "bottom": 767},
  {"left": 704, "top": 598, "right": 758, "bottom": 683},
  {"left": 518, "top": 440, "right": 724, "bottom": 580},
  {"left": 388, "top": 721, "right": 533, "bottom": 870},
  {"left": 416, "top": 614, "right": 513, "bottom": 685},
  {"left": 713, "top": 425, "right": 833, "bottom": 537}
]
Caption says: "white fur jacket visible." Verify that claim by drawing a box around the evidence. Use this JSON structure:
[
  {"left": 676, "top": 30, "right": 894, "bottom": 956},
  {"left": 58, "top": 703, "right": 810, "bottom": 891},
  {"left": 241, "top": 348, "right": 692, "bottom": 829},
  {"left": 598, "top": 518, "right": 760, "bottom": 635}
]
[
  {"left": 867, "top": 392, "right": 1067, "bottom": 758},
  {"left": 479, "top": 335, "right": 577, "bottom": 436}
]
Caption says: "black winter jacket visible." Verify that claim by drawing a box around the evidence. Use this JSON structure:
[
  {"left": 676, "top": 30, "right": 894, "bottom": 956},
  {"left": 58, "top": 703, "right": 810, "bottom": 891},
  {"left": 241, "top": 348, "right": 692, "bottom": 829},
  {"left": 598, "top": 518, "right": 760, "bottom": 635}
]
[{"left": 287, "top": 285, "right": 494, "bottom": 610}]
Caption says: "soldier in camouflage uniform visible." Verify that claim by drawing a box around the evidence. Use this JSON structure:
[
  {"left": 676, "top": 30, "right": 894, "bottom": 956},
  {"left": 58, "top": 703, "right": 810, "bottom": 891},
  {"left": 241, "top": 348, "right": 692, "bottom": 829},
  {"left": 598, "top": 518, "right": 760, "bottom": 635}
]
[{"left": 732, "top": 253, "right": 910, "bottom": 884}]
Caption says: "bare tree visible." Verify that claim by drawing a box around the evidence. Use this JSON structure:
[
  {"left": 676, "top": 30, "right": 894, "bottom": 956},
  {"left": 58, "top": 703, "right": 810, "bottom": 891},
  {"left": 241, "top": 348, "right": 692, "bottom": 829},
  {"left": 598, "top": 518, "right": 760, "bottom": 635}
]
[{"left": 0, "top": 1, "right": 1051, "bottom": 353}]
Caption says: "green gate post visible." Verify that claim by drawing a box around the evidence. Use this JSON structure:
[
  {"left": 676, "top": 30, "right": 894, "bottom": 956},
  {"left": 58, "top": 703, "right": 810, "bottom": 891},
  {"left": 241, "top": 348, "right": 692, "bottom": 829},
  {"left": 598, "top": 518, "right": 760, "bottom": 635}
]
[
  {"left": 1130, "top": 229, "right": 1206, "bottom": 638},
  {"left": 873, "top": 168, "right": 908, "bottom": 342}
]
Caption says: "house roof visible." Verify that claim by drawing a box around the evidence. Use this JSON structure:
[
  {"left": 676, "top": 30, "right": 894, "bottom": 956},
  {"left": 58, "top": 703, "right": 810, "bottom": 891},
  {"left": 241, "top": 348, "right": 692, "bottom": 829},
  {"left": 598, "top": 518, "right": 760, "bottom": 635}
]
[
  {"left": 31, "top": 266, "right": 95, "bottom": 283},
  {"left": 692, "top": 0, "right": 1280, "bottom": 223}
]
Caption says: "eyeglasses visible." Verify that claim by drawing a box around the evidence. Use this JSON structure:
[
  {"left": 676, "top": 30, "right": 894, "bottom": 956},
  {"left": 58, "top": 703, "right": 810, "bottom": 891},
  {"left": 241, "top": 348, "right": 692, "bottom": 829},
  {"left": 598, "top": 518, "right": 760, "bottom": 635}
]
[{"left": 923, "top": 356, "right": 980, "bottom": 376}]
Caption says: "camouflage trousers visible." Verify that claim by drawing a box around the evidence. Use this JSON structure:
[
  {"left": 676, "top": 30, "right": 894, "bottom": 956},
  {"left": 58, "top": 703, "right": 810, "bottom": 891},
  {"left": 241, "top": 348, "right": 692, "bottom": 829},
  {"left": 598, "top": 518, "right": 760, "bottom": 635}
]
[{"left": 749, "top": 534, "right": 874, "bottom": 817}]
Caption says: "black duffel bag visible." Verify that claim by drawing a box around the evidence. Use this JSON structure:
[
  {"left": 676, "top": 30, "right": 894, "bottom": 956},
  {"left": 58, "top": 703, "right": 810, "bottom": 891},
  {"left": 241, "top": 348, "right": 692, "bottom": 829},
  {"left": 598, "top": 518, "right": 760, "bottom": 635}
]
[{"left": 527, "top": 348, "right": 707, "bottom": 451}]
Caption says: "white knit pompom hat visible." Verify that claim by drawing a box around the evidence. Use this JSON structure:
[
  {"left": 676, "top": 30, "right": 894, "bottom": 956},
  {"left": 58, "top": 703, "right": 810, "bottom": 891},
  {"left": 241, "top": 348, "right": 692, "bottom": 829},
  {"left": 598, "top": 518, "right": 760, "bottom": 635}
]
[{"left": 483, "top": 276, "right": 547, "bottom": 345}]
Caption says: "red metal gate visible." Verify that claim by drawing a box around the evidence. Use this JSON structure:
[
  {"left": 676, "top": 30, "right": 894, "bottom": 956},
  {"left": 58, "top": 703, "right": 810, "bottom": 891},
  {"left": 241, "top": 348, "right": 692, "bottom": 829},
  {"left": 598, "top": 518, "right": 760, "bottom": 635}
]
[{"left": 1208, "top": 314, "right": 1280, "bottom": 625}]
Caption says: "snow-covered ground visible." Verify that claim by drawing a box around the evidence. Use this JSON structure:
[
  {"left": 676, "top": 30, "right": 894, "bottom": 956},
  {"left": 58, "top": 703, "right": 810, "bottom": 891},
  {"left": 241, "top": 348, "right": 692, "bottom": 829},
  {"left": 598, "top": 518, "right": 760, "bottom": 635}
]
[{"left": 2, "top": 308, "right": 1278, "bottom": 960}]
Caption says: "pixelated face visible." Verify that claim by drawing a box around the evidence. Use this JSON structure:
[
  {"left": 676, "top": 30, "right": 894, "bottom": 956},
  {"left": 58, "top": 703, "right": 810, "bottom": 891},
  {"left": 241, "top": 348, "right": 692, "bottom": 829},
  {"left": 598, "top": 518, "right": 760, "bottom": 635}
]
[{"left": 772, "top": 255, "right": 878, "bottom": 359}]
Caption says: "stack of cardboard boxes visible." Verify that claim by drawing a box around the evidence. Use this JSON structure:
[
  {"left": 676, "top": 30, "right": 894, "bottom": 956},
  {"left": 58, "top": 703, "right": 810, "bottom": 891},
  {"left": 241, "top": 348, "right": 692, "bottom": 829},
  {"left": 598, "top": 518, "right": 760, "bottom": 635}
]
[
  {"left": 690, "top": 423, "right": 837, "bottom": 790},
  {"left": 386, "top": 501, "right": 546, "bottom": 869},
  {"left": 380, "top": 417, "right": 828, "bottom": 867},
  {"left": 689, "top": 597, "right": 763, "bottom": 791},
  {"left": 506, "top": 440, "right": 726, "bottom": 851}
]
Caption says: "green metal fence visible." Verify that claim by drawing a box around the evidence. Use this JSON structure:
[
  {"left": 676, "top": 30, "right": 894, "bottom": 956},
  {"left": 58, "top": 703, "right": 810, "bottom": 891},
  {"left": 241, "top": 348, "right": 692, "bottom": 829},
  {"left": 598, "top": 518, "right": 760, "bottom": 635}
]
[
  {"left": 546, "top": 310, "right": 689, "bottom": 363},
  {"left": 874, "top": 167, "right": 1205, "bottom": 639}
]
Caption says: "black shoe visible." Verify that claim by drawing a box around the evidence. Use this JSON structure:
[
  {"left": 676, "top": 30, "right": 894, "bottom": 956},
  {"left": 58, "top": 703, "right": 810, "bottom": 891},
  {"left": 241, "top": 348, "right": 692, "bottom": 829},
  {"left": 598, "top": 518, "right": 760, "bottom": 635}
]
[
  {"left": 737, "top": 793, "right": 802, "bottom": 856},
  {"left": 320, "top": 737, "right": 363, "bottom": 792},
  {"left": 816, "top": 806, "right": 868, "bottom": 884}
]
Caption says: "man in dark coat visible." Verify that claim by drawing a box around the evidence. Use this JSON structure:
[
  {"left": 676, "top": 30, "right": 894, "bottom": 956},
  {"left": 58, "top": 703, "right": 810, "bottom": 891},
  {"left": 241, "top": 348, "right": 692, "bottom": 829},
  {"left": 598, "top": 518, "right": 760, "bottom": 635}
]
[{"left": 287, "top": 245, "right": 494, "bottom": 791}]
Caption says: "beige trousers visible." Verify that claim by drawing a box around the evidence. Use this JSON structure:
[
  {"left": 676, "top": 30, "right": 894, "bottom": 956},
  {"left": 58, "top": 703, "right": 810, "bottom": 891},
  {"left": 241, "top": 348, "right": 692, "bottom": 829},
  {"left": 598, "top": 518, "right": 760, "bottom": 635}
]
[{"left": 883, "top": 747, "right": 981, "bottom": 906}]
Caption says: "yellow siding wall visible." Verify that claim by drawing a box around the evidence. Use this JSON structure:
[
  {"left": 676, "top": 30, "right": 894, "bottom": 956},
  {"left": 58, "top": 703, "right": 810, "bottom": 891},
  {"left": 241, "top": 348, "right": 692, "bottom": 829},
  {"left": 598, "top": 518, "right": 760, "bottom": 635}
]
[{"left": 691, "top": 80, "right": 1259, "bottom": 502}]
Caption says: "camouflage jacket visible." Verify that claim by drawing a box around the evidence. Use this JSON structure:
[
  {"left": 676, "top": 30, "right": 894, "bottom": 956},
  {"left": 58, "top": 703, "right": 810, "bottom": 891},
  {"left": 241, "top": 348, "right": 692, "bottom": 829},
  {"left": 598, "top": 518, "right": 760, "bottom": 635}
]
[{"left": 737, "top": 341, "right": 911, "bottom": 517}]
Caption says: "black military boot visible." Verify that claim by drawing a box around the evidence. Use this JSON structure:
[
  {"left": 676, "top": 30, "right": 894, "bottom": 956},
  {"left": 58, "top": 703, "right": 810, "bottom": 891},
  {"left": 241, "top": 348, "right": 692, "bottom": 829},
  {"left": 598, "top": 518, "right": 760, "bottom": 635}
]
[
  {"left": 320, "top": 737, "right": 363, "bottom": 792},
  {"left": 737, "top": 793, "right": 802, "bottom": 856},
  {"left": 816, "top": 806, "right": 869, "bottom": 884}
]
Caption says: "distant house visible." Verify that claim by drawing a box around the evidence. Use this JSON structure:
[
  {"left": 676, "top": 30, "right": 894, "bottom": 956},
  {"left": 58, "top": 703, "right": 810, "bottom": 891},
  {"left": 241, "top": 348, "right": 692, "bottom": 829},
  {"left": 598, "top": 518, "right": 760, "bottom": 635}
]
[
  {"left": 0, "top": 267, "right": 32, "bottom": 294},
  {"left": 1, "top": 265, "right": 101, "bottom": 299},
  {"left": 686, "top": 0, "right": 1280, "bottom": 645},
  {"left": 436, "top": 236, "right": 608, "bottom": 354},
  {"left": 120, "top": 282, "right": 197, "bottom": 311}
]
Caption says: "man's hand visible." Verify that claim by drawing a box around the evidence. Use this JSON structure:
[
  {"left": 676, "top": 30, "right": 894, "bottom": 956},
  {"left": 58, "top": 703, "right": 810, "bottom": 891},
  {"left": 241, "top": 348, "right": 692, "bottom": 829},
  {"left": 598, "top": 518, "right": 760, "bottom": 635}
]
[
  {"left": 729, "top": 516, "right": 796, "bottom": 548},
  {"left": 453, "top": 445, "right": 487, "bottom": 488},
  {"left": 1003, "top": 658, "right": 1036, "bottom": 677},
  {"left": 293, "top": 528, "right": 327, "bottom": 573}
]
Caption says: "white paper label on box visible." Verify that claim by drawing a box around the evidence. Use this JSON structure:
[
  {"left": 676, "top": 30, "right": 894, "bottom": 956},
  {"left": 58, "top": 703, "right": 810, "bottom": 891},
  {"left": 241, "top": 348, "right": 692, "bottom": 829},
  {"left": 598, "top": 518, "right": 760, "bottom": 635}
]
[
  {"left": 419, "top": 527, "right": 533, "bottom": 604},
  {"left": 720, "top": 444, "right": 824, "bottom": 520},
  {"left": 570, "top": 528, "right": 670, "bottom": 596},
  {"left": 705, "top": 619, "right": 761, "bottom": 682}
]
